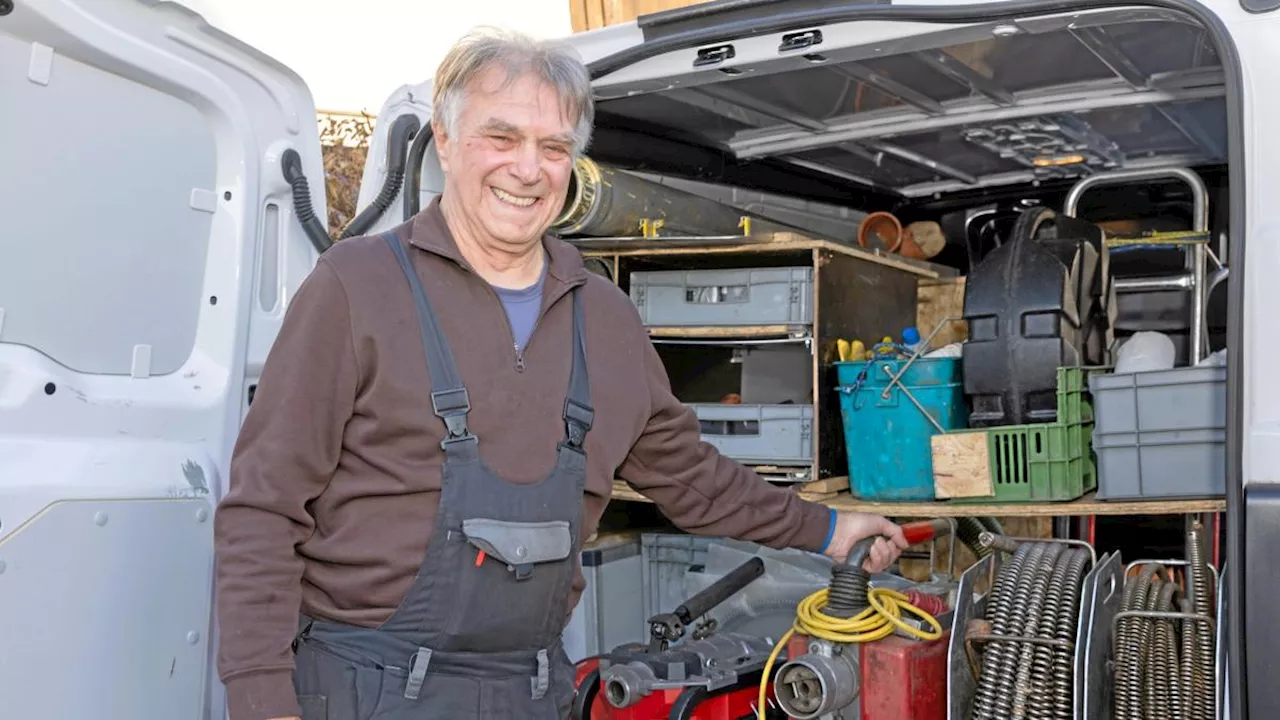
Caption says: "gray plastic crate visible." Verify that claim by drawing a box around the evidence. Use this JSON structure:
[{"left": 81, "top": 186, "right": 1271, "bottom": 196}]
[
  {"left": 563, "top": 534, "right": 645, "bottom": 662},
  {"left": 641, "top": 533, "right": 712, "bottom": 623},
  {"left": 690, "top": 403, "right": 814, "bottom": 466},
  {"left": 629, "top": 266, "right": 813, "bottom": 327},
  {"left": 1089, "top": 365, "right": 1227, "bottom": 499}
]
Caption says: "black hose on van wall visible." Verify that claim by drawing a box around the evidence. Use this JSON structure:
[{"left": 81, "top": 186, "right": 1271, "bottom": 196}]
[
  {"left": 403, "top": 123, "right": 434, "bottom": 221},
  {"left": 281, "top": 148, "right": 333, "bottom": 255},
  {"left": 339, "top": 113, "right": 421, "bottom": 239}
]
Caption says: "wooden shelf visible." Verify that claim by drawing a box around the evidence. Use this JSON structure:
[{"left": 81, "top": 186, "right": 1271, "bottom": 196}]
[
  {"left": 609, "top": 480, "right": 1224, "bottom": 517},
  {"left": 645, "top": 325, "right": 805, "bottom": 339},
  {"left": 572, "top": 232, "right": 946, "bottom": 279}
]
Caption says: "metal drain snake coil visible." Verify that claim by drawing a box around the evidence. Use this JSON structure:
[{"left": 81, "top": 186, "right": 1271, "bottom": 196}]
[
  {"left": 1113, "top": 523, "right": 1216, "bottom": 720},
  {"left": 970, "top": 540, "right": 1091, "bottom": 720}
]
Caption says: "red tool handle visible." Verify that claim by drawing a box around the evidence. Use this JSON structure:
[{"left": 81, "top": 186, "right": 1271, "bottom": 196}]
[{"left": 900, "top": 519, "right": 954, "bottom": 546}]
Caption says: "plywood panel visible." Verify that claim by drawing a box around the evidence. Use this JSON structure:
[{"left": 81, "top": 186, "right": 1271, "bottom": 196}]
[
  {"left": 932, "top": 431, "right": 993, "bottom": 498},
  {"left": 916, "top": 276, "right": 968, "bottom": 348}
]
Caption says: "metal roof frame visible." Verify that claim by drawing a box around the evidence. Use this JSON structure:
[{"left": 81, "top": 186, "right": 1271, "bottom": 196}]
[{"left": 595, "top": 9, "right": 1226, "bottom": 199}]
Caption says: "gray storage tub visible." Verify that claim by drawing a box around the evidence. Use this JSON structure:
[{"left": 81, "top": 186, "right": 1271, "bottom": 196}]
[
  {"left": 1089, "top": 365, "right": 1227, "bottom": 499},
  {"left": 629, "top": 266, "right": 813, "bottom": 327},
  {"left": 690, "top": 403, "right": 814, "bottom": 466},
  {"left": 562, "top": 534, "right": 646, "bottom": 662},
  {"left": 641, "top": 533, "right": 712, "bottom": 623}
]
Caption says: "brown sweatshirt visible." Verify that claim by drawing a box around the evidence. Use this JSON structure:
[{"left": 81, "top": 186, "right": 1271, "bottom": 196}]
[{"left": 213, "top": 199, "right": 833, "bottom": 720}]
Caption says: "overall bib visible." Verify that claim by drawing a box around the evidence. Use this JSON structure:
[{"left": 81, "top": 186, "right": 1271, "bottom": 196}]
[{"left": 290, "top": 231, "right": 592, "bottom": 719}]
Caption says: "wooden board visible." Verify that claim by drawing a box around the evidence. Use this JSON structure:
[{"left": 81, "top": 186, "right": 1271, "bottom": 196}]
[
  {"left": 608, "top": 480, "right": 1225, "bottom": 516},
  {"left": 931, "top": 431, "right": 993, "bottom": 498},
  {"left": 569, "top": 0, "right": 723, "bottom": 34},
  {"left": 916, "top": 276, "right": 968, "bottom": 347},
  {"left": 574, "top": 233, "right": 942, "bottom": 279},
  {"left": 815, "top": 249, "right": 918, "bottom": 480}
]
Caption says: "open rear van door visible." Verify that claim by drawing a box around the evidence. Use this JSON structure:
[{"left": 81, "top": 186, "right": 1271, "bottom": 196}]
[{"left": 0, "top": 1, "right": 325, "bottom": 718}]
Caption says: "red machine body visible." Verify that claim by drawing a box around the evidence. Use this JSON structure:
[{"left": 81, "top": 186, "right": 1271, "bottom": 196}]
[
  {"left": 784, "top": 630, "right": 950, "bottom": 720},
  {"left": 572, "top": 657, "right": 769, "bottom": 720}
]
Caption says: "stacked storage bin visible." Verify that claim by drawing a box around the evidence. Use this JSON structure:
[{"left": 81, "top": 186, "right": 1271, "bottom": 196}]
[
  {"left": 1089, "top": 364, "right": 1227, "bottom": 499},
  {"left": 629, "top": 266, "right": 816, "bottom": 470},
  {"left": 562, "top": 534, "right": 646, "bottom": 663}
]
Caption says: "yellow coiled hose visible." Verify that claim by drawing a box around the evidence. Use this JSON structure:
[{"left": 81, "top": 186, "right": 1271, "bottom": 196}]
[{"left": 755, "top": 584, "right": 943, "bottom": 719}]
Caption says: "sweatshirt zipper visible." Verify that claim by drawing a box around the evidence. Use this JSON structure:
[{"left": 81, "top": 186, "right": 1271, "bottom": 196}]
[
  {"left": 473, "top": 268, "right": 582, "bottom": 373},
  {"left": 481, "top": 283, "right": 551, "bottom": 374}
]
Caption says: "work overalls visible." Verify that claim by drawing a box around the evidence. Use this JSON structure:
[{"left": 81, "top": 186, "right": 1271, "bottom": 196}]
[{"left": 290, "top": 231, "right": 592, "bottom": 719}]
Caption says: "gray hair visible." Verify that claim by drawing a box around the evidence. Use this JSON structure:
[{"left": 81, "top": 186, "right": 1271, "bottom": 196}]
[{"left": 432, "top": 27, "right": 595, "bottom": 156}]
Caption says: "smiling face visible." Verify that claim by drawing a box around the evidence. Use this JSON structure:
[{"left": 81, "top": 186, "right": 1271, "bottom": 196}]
[{"left": 435, "top": 65, "right": 578, "bottom": 254}]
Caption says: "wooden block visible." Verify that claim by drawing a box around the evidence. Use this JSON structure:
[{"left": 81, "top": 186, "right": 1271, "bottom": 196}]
[
  {"left": 800, "top": 476, "right": 851, "bottom": 494},
  {"left": 798, "top": 490, "right": 841, "bottom": 503},
  {"left": 932, "top": 431, "right": 992, "bottom": 498}
]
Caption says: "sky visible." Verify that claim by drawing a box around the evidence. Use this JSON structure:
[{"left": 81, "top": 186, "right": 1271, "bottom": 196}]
[{"left": 176, "top": 0, "right": 575, "bottom": 113}]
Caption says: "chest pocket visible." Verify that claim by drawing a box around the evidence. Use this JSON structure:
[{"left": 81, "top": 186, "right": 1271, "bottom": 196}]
[{"left": 462, "top": 519, "right": 572, "bottom": 581}]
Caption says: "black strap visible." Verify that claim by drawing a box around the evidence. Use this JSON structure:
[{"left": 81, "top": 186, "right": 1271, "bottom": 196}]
[
  {"left": 381, "top": 232, "right": 475, "bottom": 448},
  {"left": 562, "top": 289, "right": 593, "bottom": 450}
]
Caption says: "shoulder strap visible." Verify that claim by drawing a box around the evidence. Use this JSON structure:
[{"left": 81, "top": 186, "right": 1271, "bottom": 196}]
[
  {"left": 380, "top": 231, "right": 475, "bottom": 448},
  {"left": 562, "top": 288, "right": 593, "bottom": 450}
]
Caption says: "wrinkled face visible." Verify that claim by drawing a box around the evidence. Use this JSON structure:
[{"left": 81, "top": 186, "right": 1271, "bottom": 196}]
[{"left": 435, "top": 65, "right": 577, "bottom": 251}]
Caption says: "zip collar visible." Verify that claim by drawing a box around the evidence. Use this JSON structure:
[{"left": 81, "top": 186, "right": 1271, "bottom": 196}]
[{"left": 406, "top": 195, "right": 589, "bottom": 290}]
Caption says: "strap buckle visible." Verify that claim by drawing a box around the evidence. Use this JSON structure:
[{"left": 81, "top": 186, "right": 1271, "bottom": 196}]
[
  {"left": 404, "top": 647, "right": 433, "bottom": 700},
  {"left": 563, "top": 398, "right": 594, "bottom": 448},
  {"left": 530, "top": 648, "right": 549, "bottom": 700},
  {"left": 433, "top": 389, "right": 476, "bottom": 449}
]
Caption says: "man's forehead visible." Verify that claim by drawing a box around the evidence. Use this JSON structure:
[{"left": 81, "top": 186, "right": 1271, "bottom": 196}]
[{"left": 478, "top": 116, "right": 575, "bottom": 144}]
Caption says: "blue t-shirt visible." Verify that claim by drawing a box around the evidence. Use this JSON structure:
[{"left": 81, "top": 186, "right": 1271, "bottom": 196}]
[{"left": 493, "top": 266, "right": 546, "bottom": 353}]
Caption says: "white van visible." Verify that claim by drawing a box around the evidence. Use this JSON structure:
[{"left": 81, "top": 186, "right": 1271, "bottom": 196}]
[{"left": 0, "top": 0, "right": 1268, "bottom": 718}]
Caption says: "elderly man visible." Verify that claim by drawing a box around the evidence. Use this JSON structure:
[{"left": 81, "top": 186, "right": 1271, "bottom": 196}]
[{"left": 213, "top": 27, "right": 908, "bottom": 720}]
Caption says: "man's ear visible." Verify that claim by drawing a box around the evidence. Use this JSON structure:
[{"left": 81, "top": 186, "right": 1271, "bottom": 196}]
[{"left": 431, "top": 120, "right": 451, "bottom": 175}]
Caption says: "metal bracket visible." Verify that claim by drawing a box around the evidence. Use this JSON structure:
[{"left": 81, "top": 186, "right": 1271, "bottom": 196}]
[{"left": 639, "top": 218, "right": 666, "bottom": 239}]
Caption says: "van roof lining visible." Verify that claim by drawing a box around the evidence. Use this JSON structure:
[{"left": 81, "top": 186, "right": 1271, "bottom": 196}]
[{"left": 592, "top": 10, "right": 1226, "bottom": 201}]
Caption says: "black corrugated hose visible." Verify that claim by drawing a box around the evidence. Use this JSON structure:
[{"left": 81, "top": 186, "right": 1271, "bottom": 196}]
[
  {"left": 339, "top": 113, "right": 421, "bottom": 239},
  {"left": 281, "top": 113, "right": 422, "bottom": 254},
  {"left": 969, "top": 539, "right": 1090, "bottom": 720},
  {"left": 1113, "top": 522, "right": 1216, "bottom": 720},
  {"left": 280, "top": 149, "right": 333, "bottom": 255}
]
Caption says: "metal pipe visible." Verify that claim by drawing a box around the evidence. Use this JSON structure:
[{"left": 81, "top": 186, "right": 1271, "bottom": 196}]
[
  {"left": 1064, "top": 167, "right": 1208, "bottom": 230},
  {"left": 1063, "top": 166, "right": 1210, "bottom": 363},
  {"left": 551, "top": 155, "right": 793, "bottom": 238},
  {"left": 1114, "top": 274, "right": 1195, "bottom": 292}
]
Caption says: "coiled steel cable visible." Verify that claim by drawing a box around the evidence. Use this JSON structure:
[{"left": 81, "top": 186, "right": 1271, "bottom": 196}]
[
  {"left": 1050, "top": 549, "right": 1088, "bottom": 720},
  {"left": 969, "top": 541, "right": 1091, "bottom": 720},
  {"left": 1187, "top": 524, "right": 1215, "bottom": 720},
  {"left": 972, "top": 542, "right": 1033, "bottom": 720},
  {"left": 1111, "top": 533, "right": 1216, "bottom": 720}
]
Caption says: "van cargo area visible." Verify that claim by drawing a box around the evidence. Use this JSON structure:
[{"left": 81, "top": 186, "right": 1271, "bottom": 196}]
[
  {"left": 4, "top": 0, "right": 1275, "bottom": 719},
  {"left": 534, "top": 9, "right": 1235, "bottom": 719}
]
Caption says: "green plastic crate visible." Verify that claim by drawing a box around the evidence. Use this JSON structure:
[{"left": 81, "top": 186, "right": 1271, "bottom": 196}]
[
  {"left": 1055, "top": 366, "right": 1094, "bottom": 426},
  {"left": 947, "top": 367, "right": 1098, "bottom": 504}
]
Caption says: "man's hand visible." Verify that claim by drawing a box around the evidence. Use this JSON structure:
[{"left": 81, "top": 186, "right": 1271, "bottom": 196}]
[{"left": 822, "top": 512, "right": 909, "bottom": 573}]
